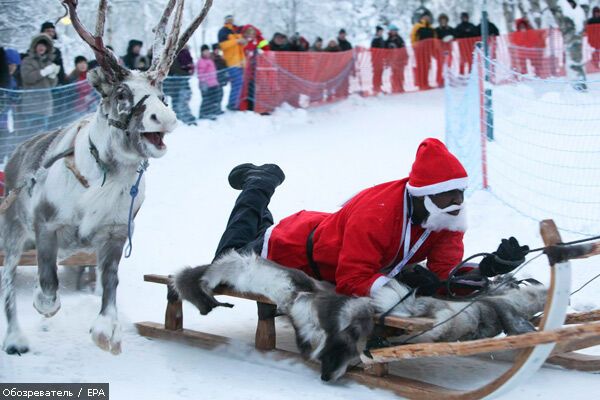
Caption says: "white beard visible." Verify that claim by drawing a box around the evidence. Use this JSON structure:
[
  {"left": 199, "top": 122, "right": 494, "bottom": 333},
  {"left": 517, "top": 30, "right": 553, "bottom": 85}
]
[{"left": 421, "top": 196, "right": 468, "bottom": 232}]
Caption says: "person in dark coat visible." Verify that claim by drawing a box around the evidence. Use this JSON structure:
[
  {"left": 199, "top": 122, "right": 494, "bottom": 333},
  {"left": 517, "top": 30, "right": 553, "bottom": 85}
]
[
  {"left": 40, "top": 22, "right": 66, "bottom": 85},
  {"left": 20, "top": 34, "right": 59, "bottom": 136},
  {"left": 337, "top": 29, "right": 353, "bottom": 51},
  {"left": 212, "top": 43, "right": 228, "bottom": 115},
  {"left": 435, "top": 14, "right": 455, "bottom": 41},
  {"left": 324, "top": 40, "right": 341, "bottom": 52},
  {"left": 335, "top": 29, "right": 352, "bottom": 98},
  {"left": 455, "top": 12, "right": 478, "bottom": 75},
  {"left": 40, "top": 21, "right": 70, "bottom": 130},
  {"left": 475, "top": 21, "right": 500, "bottom": 37},
  {"left": 310, "top": 37, "right": 324, "bottom": 51},
  {"left": 371, "top": 26, "right": 386, "bottom": 94},
  {"left": 163, "top": 45, "right": 196, "bottom": 125},
  {"left": 371, "top": 25, "right": 386, "bottom": 48},
  {"left": 435, "top": 14, "right": 455, "bottom": 86},
  {"left": 454, "top": 12, "right": 478, "bottom": 38},
  {"left": 121, "top": 39, "right": 144, "bottom": 70},
  {"left": 411, "top": 14, "right": 436, "bottom": 90},
  {"left": 288, "top": 33, "right": 309, "bottom": 51},
  {"left": 588, "top": 7, "right": 600, "bottom": 68},
  {"left": 385, "top": 25, "right": 407, "bottom": 93},
  {"left": 65, "top": 55, "right": 94, "bottom": 115},
  {"left": 269, "top": 33, "right": 290, "bottom": 51},
  {"left": 0, "top": 48, "right": 21, "bottom": 162},
  {"left": 475, "top": 20, "right": 500, "bottom": 75}
]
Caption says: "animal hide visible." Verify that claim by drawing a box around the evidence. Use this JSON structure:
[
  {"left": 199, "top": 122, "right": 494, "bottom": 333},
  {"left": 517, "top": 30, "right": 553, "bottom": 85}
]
[{"left": 174, "top": 251, "right": 547, "bottom": 381}]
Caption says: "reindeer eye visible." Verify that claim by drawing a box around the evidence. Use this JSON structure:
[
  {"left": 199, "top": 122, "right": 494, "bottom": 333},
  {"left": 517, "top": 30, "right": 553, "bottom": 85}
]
[
  {"left": 160, "top": 95, "right": 168, "bottom": 106},
  {"left": 117, "top": 93, "right": 125, "bottom": 101}
]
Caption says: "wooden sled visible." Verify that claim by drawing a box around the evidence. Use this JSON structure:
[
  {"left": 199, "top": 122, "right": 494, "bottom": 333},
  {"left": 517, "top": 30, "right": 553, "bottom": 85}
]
[
  {"left": 0, "top": 250, "right": 96, "bottom": 267},
  {"left": 0, "top": 250, "right": 97, "bottom": 290},
  {"left": 135, "top": 220, "right": 600, "bottom": 399}
]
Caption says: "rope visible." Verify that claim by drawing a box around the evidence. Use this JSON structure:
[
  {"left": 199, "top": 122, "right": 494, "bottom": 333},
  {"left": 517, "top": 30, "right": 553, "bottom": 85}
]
[
  {"left": 124, "top": 160, "right": 149, "bottom": 258},
  {"left": 571, "top": 273, "right": 600, "bottom": 296},
  {"left": 392, "top": 253, "right": 544, "bottom": 347},
  {"left": 372, "top": 233, "right": 600, "bottom": 352}
]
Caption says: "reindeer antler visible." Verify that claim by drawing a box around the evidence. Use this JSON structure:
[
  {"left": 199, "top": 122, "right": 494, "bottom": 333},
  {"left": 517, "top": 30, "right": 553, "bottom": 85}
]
[
  {"left": 148, "top": 0, "right": 184, "bottom": 83},
  {"left": 148, "top": 0, "right": 213, "bottom": 84},
  {"left": 176, "top": 0, "right": 213, "bottom": 54},
  {"left": 62, "top": 0, "right": 128, "bottom": 81}
]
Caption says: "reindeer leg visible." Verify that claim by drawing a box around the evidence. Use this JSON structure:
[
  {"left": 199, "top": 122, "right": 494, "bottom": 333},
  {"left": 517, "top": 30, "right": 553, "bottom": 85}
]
[
  {"left": 90, "top": 232, "right": 126, "bottom": 355},
  {"left": 33, "top": 227, "right": 61, "bottom": 317},
  {"left": 2, "top": 224, "right": 28, "bottom": 355}
]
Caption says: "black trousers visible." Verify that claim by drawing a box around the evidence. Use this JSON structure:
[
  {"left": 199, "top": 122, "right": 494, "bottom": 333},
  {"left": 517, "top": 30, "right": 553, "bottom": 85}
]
[{"left": 214, "top": 183, "right": 275, "bottom": 260}]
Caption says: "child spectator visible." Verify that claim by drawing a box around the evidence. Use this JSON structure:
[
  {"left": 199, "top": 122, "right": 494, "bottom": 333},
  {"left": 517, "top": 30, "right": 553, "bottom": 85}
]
[
  {"left": 211, "top": 43, "right": 228, "bottom": 115},
  {"left": 196, "top": 45, "right": 221, "bottom": 120},
  {"left": 67, "top": 55, "right": 93, "bottom": 113}
]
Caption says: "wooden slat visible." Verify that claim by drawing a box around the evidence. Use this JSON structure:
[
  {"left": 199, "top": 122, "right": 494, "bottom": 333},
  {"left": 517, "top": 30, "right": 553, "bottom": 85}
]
[
  {"left": 551, "top": 334, "right": 600, "bottom": 355},
  {"left": 143, "top": 274, "right": 435, "bottom": 332},
  {"left": 547, "top": 352, "right": 600, "bottom": 372},
  {"left": 135, "top": 321, "right": 460, "bottom": 399},
  {"left": 564, "top": 310, "right": 600, "bottom": 325},
  {"left": 0, "top": 250, "right": 96, "bottom": 267},
  {"left": 366, "top": 322, "right": 600, "bottom": 363}
]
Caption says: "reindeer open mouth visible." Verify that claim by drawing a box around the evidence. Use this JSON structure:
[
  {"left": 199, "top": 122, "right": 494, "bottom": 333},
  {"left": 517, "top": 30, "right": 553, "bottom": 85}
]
[{"left": 142, "top": 132, "right": 167, "bottom": 150}]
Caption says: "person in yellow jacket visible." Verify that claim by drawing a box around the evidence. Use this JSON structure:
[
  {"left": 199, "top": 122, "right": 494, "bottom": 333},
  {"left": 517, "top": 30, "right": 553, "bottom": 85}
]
[
  {"left": 218, "top": 15, "right": 247, "bottom": 110},
  {"left": 410, "top": 14, "right": 436, "bottom": 90}
]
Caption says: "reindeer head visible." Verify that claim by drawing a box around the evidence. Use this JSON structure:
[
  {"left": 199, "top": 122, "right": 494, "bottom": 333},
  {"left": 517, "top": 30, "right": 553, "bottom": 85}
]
[{"left": 63, "top": 0, "right": 212, "bottom": 160}]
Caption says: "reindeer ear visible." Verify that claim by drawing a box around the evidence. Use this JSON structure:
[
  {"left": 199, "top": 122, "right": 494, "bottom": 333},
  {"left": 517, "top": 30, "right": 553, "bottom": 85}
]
[{"left": 88, "top": 68, "right": 115, "bottom": 98}]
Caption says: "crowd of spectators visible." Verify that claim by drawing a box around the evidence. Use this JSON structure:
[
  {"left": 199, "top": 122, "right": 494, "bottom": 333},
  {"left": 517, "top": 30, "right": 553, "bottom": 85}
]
[{"left": 1, "top": 9, "right": 600, "bottom": 136}]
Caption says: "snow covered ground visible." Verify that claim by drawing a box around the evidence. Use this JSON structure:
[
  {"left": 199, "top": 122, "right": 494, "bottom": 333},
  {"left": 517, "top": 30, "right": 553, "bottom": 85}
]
[{"left": 1, "top": 89, "right": 599, "bottom": 399}]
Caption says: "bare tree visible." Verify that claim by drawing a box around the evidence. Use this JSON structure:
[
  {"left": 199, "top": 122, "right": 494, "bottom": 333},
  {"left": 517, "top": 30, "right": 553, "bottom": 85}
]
[{"left": 543, "top": 0, "right": 588, "bottom": 89}]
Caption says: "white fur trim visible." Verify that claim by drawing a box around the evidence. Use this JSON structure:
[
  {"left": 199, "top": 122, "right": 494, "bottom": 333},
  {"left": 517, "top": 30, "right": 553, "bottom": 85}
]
[
  {"left": 370, "top": 279, "right": 413, "bottom": 316},
  {"left": 260, "top": 225, "right": 275, "bottom": 258},
  {"left": 406, "top": 177, "right": 468, "bottom": 196},
  {"left": 369, "top": 276, "right": 391, "bottom": 297}
]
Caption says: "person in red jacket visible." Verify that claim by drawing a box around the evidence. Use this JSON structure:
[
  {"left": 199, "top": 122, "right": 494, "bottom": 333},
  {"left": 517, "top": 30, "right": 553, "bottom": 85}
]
[
  {"left": 214, "top": 138, "right": 529, "bottom": 300},
  {"left": 239, "top": 24, "right": 270, "bottom": 111},
  {"left": 509, "top": 17, "right": 548, "bottom": 76}
]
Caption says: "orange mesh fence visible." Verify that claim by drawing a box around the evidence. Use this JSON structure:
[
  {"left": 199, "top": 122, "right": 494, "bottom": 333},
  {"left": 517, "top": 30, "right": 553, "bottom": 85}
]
[
  {"left": 587, "top": 23, "right": 600, "bottom": 74},
  {"left": 243, "top": 27, "right": 600, "bottom": 113}
]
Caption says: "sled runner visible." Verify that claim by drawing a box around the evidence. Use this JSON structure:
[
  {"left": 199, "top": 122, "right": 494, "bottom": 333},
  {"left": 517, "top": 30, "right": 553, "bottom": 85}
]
[{"left": 135, "top": 220, "right": 600, "bottom": 399}]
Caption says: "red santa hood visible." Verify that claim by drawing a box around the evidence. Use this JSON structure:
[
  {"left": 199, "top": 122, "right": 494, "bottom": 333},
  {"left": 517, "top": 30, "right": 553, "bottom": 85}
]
[
  {"left": 406, "top": 138, "right": 468, "bottom": 196},
  {"left": 241, "top": 24, "right": 265, "bottom": 42}
]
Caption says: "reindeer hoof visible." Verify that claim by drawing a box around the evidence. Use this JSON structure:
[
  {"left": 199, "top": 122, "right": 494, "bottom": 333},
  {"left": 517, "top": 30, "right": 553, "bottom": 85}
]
[
  {"left": 33, "top": 288, "right": 61, "bottom": 318},
  {"left": 91, "top": 314, "right": 122, "bottom": 354},
  {"left": 3, "top": 331, "right": 30, "bottom": 355}
]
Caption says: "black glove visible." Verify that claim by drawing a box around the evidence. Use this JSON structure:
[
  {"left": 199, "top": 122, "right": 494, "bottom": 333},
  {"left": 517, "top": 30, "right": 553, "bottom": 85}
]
[
  {"left": 397, "top": 264, "right": 441, "bottom": 296},
  {"left": 479, "top": 237, "right": 530, "bottom": 277}
]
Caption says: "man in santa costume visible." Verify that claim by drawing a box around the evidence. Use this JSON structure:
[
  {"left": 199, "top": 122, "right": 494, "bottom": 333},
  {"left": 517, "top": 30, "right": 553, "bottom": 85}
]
[{"left": 214, "top": 138, "right": 529, "bottom": 304}]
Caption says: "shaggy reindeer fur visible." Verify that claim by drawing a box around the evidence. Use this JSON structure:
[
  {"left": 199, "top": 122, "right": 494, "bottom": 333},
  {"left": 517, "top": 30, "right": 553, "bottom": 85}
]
[
  {"left": 174, "top": 252, "right": 547, "bottom": 382},
  {"left": 1, "top": 0, "right": 214, "bottom": 356},
  {"left": 174, "top": 252, "right": 374, "bottom": 382},
  {"left": 371, "top": 277, "right": 547, "bottom": 343},
  {"left": 0, "top": 70, "right": 177, "bottom": 355}
]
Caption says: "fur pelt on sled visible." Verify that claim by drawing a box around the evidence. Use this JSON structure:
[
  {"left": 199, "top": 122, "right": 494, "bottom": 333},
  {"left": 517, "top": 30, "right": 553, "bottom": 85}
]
[{"left": 173, "top": 251, "right": 547, "bottom": 382}]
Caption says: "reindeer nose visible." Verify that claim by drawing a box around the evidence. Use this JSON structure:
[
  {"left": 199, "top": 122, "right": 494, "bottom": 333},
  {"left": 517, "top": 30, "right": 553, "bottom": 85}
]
[{"left": 150, "top": 113, "right": 159, "bottom": 123}]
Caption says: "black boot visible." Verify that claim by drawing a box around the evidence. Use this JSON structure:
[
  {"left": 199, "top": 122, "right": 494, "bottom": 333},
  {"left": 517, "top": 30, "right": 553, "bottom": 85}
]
[{"left": 228, "top": 163, "right": 285, "bottom": 191}]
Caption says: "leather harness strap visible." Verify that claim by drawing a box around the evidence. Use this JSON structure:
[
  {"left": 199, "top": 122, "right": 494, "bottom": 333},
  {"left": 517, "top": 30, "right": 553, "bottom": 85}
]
[
  {"left": 107, "top": 94, "right": 150, "bottom": 133},
  {"left": 43, "top": 120, "right": 91, "bottom": 188},
  {"left": 306, "top": 226, "right": 322, "bottom": 281}
]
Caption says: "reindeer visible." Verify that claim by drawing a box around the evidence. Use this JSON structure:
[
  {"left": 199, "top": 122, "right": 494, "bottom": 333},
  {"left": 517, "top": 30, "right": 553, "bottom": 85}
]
[{"left": 1, "top": 0, "right": 213, "bottom": 355}]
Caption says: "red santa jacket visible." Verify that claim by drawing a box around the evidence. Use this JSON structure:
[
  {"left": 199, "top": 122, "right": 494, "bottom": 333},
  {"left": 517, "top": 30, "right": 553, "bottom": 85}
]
[{"left": 263, "top": 178, "right": 465, "bottom": 297}]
